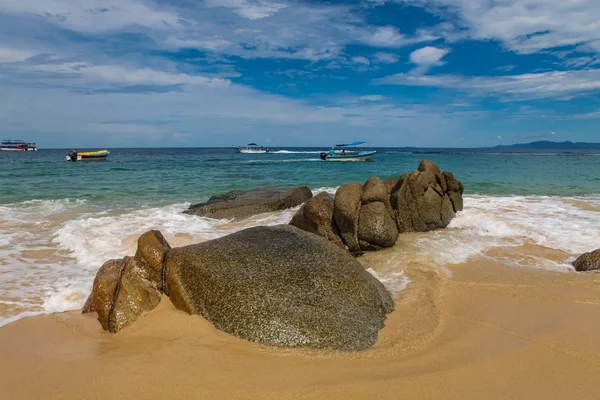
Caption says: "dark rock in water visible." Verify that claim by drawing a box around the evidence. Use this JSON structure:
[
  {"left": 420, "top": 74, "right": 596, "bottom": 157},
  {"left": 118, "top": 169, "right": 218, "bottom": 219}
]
[
  {"left": 358, "top": 202, "right": 399, "bottom": 251},
  {"left": 289, "top": 192, "right": 345, "bottom": 249},
  {"left": 333, "top": 183, "right": 363, "bottom": 253},
  {"left": 184, "top": 186, "right": 313, "bottom": 220},
  {"left": 573, "top": 249, "right": 600, "bottom": 272},
  {"left": 165, "top": 225, "right": 394, "bottom": 351},
  {"left": 83, "top": 233, "right": 168, "bottom": 333},
  {"left": 390, "top": 160, "right": 464, "bottom": 233}
]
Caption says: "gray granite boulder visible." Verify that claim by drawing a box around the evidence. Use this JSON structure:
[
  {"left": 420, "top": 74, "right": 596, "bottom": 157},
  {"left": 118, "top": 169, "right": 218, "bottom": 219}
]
[
  {"left": 390, "top": 160, "right": 464, "bottom": 233},
  {"left": 333, "top": 183, "right": 363, "bottom": 253},
  {"left": 573, "top": 249, "right": 600, "bottom": 272},
  {"left": 165, "top": 225, "right": 394, "bottom": 351},
  {"left": 184, "top": 186, "right": 313, "bottom": 220},
  {"left": 358, "top": 201, "right": 399, "bottom": 251},
  {"left": 289, "top": 192, "right": 345, "bottom": 249}
]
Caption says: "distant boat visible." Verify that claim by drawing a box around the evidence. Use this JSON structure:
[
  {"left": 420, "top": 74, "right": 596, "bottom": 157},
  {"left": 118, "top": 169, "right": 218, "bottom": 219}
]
[
  {"left": 66, "top": 149, "right": 110, "bottom": 161},
  {"left": 320, "top": 141, "right": 375, "bottom": 162},
  {"left": 1, "top": 140, "right": 37, "bottom": 151},
  {"left": 233, "top": 143, "right": 269, "bottom": 153}
]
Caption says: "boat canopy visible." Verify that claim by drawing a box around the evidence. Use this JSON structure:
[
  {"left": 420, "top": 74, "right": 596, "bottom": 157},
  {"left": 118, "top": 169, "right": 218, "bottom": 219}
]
[
  {"left": 247, "top": 143, "right": 258, "bottom": 146},
  {"left": 335, "top": 141, "right": 366, "bottom": 147}
]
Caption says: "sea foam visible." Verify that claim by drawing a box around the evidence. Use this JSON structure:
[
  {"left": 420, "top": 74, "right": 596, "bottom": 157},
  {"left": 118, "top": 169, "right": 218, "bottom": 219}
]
[{"left": 1, "top": 193, "right": 599, "bottom": 326}]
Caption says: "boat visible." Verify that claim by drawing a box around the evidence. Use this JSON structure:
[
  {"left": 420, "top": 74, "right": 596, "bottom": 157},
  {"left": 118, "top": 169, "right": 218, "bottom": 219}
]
[
  {"left": 66, "top": 149, "right": 110, "bottom": 161},
  {"left": 233, "top": 143, "right": 269, "bottom": 153},
  {"left": 319, "top": 141, "right": 375, "bottom": 162},
  {"left": 1, "top": 140, "right": 37, "bottom": 151}
]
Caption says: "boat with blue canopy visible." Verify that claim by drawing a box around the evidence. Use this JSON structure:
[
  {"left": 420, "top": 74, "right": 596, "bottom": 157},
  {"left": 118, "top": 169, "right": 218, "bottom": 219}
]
[{"left": 320, "top": 141, "right": 375, "bottom": 162}]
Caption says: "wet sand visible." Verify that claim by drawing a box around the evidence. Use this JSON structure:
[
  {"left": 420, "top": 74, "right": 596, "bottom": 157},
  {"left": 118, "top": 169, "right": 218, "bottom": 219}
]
[{"left": 2, "top": 252, "right": 600, "bottom": 400}]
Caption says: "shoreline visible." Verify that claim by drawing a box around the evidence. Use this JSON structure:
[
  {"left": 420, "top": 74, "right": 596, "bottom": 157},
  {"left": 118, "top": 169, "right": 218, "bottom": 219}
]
[{"left": 2, "top": 257, "right": 600, "bottom": 399}]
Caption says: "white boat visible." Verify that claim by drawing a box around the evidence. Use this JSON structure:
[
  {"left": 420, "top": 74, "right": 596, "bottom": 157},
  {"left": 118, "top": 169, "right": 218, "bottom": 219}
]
[
  {"left": 1, "top": 140, "right": 37, "bottom": 151},
  {"left": 233, "top": 143, "right": 269, "bottom": 153},
  {"left": 319, "top": 141, "right": 375, "bottom": 162}
]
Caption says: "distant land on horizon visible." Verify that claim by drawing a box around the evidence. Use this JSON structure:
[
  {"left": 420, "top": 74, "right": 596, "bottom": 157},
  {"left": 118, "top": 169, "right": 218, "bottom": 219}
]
[{"left": 490, "top": 141, "right": 600, "bottom": 150}]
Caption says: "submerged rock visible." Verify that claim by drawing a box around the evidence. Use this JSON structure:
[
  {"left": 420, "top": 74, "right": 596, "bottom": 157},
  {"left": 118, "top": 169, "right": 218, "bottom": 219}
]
[
  {"left": 184, "top": 186, "right": 313, "bottom": 220},
  {"left": 165, "top": 225, "right": 393, "bottom": 351},
  {"left": 573, "top": 249, "right": 600, "bottom": 272}
]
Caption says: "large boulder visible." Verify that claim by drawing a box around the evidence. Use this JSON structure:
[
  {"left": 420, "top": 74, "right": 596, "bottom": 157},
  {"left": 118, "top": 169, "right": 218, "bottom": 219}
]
[
  {"left": 184, "top": 186, "right": 313, "bottom": 220},
  {"left": 165, "top": 225, "right": 394, "bottom": 351},
  {"left": 390, "top": 160, "right": 464, "bottom": 233},
  {"left": 358, "top": 202, "right": 399, "bottom": 251},
  {"left": 573, "top": 249, "right": 600, "bottom": 272},
  {"left": 289, "top": 192, "right": 345, "bottom": 249},
  {"left": 333, "top": 183, "right": 363, "bottom": 253},
  {"left": 82, "top": 232, "right": 168, "bottom": 333},
  {"left": 362, "top": 177, "right": 390, "bottom": 209}
]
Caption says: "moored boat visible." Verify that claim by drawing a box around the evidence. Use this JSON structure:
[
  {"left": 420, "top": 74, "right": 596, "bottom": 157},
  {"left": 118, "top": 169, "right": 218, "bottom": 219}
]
[
  {"left": 66, "top": 149, "right": 110, "bottom": 161},
  {"left": 319, "top": 141, "right": 375, "bottom": 162},
  {"left": 1, "top": 140, "right": 37, "bottom": 151},
  {"left": 233, "top": 143, "right": 269, "bottom": 153}
]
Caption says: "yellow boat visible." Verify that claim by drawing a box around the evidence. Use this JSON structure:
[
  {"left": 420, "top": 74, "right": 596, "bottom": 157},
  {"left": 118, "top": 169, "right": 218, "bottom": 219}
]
[{"left": 66, "top": 149, "right": 110, "bottom": 161}]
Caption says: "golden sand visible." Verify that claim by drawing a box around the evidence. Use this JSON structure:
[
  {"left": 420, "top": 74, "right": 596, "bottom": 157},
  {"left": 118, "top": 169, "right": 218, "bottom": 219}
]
[{"left": 2, "top": 251, "right": 600, "bottom": 399}]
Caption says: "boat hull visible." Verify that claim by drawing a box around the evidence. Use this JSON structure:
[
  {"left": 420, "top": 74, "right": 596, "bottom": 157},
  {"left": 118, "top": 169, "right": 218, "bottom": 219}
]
[
  {"left": 66, "top": 150, "right": 110, "bottom": 161},
  {"left": 238, "top": 149, "right": 268, "bottom": 154},
  {"left": 323, "top": 151, "right": 376, "bottom": 162}
]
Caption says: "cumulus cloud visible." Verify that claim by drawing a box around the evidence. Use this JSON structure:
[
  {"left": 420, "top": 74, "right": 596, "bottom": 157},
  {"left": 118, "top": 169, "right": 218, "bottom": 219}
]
[{"left": 409, "top": 46, "right": 449, "bottom": 66}]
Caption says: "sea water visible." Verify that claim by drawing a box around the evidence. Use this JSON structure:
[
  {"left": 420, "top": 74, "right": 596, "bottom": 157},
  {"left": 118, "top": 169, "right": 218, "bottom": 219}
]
[{"left": 1, "top": 148, "right": 599, "bottom": 326}]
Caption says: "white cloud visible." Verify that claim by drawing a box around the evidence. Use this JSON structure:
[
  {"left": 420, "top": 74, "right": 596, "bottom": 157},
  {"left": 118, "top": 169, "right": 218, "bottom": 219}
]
[
  {"left": 359, "top": 95, "right": 385, "bottom": 101},
  {"left": 0, "top": 0, "right": 182, "bottom": 33},
  {"left": 402, "top": 0, "right": 600, "bottom": 55},
  {"left": 376, "top": 69, "right": 600, "bottom": 100},
  {"left": 24, "top": 62, "right": 230, "bottom": 87},
  {"left": 364, "top": 26, "right": 404, "bottom": 46},
  {"left": 351, "top": 56, "right": 370, "bottom": 65},
  {"left": 373, "top": 52, "right": 399, "bottom": 63},
  {"left": 203, "top": 0, "right": 287, "bottom": 20},
  {"left": 409, "top": 46, "right": 449, "bottom": 66},
  {"left": 0, "top": 47, "right": 34, "bottom": 63}
]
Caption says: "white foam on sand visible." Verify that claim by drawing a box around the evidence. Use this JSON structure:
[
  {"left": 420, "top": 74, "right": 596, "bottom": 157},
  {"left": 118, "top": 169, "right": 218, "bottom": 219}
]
[{"left": 407, "top": 195, "right": 600, "bottom": 270}]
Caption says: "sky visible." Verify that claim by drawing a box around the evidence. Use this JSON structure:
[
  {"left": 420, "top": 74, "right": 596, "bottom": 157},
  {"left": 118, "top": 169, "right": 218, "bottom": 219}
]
[{"left": 0, "top": 0, "right": 599, "bottom": 148}]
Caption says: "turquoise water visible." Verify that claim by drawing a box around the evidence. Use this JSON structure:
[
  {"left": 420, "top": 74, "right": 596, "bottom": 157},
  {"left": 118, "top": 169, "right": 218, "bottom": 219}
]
[{"left": 1, "top": 148, "right": 599, "bottom": 207}]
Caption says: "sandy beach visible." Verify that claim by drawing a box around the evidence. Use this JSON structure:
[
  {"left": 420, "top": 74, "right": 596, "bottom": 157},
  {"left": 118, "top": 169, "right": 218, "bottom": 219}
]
[{"left": 2, "top": 247, "right": 600, "bottom": 400}]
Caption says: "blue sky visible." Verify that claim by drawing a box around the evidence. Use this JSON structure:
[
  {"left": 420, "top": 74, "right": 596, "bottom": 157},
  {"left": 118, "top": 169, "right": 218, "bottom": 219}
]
[{"left": 0, "top": 0, "right": 599, "bottom": 147}]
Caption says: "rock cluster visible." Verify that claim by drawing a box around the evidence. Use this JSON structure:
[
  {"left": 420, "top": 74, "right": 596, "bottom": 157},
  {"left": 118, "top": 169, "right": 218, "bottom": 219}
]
[
  {"left": 184, "top": 186, "right": 313, "bottom": 220},
  {"left": 290, "top": 160, "right": 464, "bottom": 252},
  {"left": 83, "top": 226, "right": 393, "bottom": 350}
]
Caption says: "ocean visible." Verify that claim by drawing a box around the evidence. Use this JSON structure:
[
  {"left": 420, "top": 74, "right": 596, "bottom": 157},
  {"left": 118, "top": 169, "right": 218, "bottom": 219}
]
[{"left": 1, "top": 147, "right": 599, "bottom": 326}]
